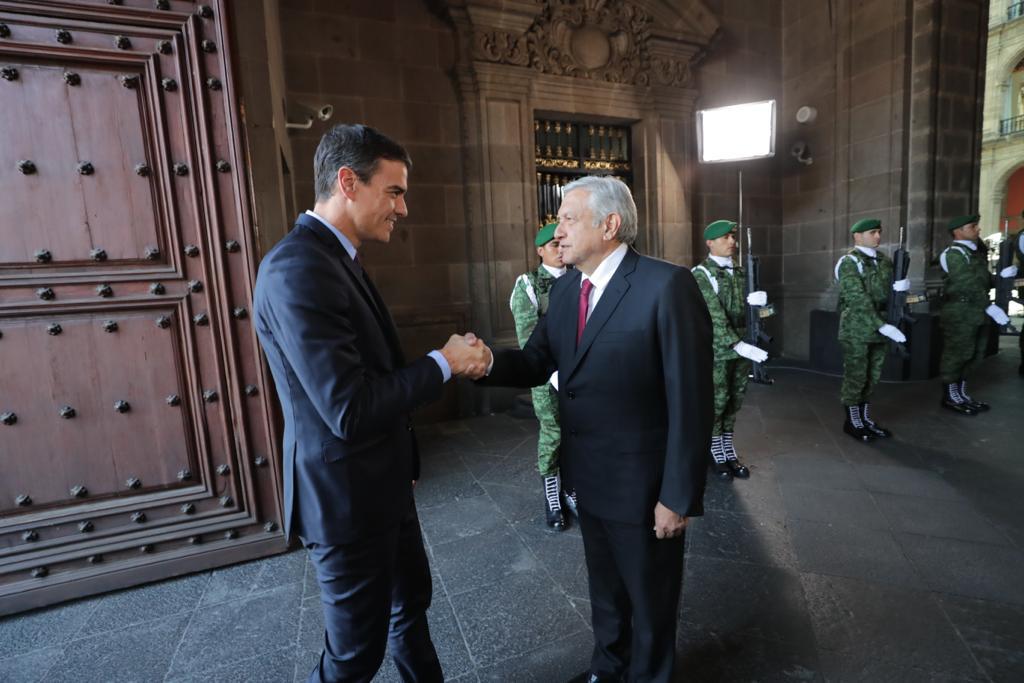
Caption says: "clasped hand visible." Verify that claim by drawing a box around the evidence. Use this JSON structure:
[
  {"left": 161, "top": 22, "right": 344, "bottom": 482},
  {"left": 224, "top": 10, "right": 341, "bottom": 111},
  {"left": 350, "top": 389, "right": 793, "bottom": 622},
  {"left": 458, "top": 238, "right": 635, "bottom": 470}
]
[{"left": 441, "top": 333, "right": 492, "bottom": 380}]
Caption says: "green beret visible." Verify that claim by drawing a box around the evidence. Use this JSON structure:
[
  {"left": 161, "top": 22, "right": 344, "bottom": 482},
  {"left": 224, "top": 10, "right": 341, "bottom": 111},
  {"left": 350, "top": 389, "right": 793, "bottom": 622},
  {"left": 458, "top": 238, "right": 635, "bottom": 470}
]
[
  {"left": 850, "top": 218, "right": 881, "bottom": 234},
  {"left": 535, "top": 222, "right": 557, "bottom": 247},
  {"left": 704, "top": 220, "right": 737, "bottom": 241},
  {"left": 947, "top": 214, "right": 979, "bottom": 232}
]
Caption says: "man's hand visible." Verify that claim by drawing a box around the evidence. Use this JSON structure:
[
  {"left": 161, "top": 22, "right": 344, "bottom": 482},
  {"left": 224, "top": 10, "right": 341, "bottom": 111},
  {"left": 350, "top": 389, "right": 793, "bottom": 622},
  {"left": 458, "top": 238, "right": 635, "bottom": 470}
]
[
  {"left": 441, "top": 333, "right": 492, "bottom": 379},
  {"left": 653, "top": 502, "right": 687, "bottom": 540}
]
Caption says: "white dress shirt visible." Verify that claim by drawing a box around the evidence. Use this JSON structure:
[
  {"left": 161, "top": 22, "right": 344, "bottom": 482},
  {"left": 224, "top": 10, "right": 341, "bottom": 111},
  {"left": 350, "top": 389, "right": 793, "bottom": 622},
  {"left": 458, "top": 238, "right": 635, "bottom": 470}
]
[
  {"left": 580, "top": 243, "right": 629, "bottom": 321},
  {"left": 708, "top": 254, "right": 734, "bottom": 273}
]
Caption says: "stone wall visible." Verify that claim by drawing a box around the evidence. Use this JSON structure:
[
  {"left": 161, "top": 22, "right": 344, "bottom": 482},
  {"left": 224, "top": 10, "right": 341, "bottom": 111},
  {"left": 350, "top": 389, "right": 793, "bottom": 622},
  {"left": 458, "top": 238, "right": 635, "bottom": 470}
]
[{"left": 278, "top": 0, "right": 468, "bottom": 418}]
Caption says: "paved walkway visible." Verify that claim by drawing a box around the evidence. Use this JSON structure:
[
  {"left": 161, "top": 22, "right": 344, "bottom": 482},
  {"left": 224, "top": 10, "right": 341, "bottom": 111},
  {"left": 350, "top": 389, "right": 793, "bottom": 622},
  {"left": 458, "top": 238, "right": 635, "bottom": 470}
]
[{"left": 1, "top": 339, "right": 1022, "bottom": 682}]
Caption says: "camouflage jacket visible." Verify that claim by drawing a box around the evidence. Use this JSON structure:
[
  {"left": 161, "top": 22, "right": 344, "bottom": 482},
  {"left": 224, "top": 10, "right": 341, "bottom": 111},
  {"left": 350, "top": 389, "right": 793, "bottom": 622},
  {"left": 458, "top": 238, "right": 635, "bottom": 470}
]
[
  {"left": 835, "top": 248, "right": 892, "bottom": 343},
  {"left": 693, "top": 257, "right": 745, "bottom": 361},
  {"left": 510, "top": 264, "right": 559, "bottom": 348},
  {"left": 939, "top": 240, "right": 991, "bottom": 326}
]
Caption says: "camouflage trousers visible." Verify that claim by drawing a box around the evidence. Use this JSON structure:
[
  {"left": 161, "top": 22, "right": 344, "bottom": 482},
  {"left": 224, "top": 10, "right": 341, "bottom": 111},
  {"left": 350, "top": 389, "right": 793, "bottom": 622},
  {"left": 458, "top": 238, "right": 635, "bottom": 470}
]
[
  {"left": 840, "top": 340, "right": 886, "bottom": 406},
  {"left": 531, "top": 384, "right": 561, "bottom": 476},
  {"left": 939, "top": 321, "right": 988, "bottom": 384},
  {"left": 713, "top": 358, "right": 751, "bottom": 436}
]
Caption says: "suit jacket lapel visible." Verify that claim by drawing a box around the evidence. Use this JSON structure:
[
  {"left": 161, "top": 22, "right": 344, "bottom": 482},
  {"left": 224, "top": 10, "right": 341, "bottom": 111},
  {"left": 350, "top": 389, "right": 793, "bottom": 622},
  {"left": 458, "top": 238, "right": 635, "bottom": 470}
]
[
  {"left": 567, "top": 249, "right": 637, "bottom": 380},
  {"left": 296, "top": 214, "right": 405, "bottom": 366}
]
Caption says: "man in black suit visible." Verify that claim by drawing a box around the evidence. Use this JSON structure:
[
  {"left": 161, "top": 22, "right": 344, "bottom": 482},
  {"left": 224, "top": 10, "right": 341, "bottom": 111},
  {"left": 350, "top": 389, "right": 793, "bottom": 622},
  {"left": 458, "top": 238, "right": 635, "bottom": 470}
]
[
  {"left": 480, "top": 176, "right": 714, "bottom": 682},
  {"left": 253, "top": 124, "right": 488, "bottom": 683}
]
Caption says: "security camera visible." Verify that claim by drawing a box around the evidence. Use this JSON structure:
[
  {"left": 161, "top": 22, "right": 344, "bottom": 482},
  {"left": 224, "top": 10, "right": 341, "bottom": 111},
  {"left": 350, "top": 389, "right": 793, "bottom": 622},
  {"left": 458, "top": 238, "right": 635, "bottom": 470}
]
[
  {"left": 286, "top": 102, "right": 334, "bottom": 130},
  {"left": 795, "top": 106, "right": 817, "bottom": 124},
  {"left": 790, "top": 141, "right": 813, "bottom": 166}
]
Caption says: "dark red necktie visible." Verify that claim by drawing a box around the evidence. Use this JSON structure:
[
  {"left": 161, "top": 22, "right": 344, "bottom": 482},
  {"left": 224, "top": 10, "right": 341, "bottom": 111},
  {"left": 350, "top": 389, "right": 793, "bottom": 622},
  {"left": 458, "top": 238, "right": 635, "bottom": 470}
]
[{"left": 576, "top": 279, "right": 594, "bottom": 346}]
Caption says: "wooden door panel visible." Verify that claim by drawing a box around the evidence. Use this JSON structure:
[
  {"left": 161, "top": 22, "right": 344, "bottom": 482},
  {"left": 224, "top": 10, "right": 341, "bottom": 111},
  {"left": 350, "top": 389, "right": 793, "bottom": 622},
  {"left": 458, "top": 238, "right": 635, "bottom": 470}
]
[{"left": 0, "top": 0, "right": 284, "bottom": 614}]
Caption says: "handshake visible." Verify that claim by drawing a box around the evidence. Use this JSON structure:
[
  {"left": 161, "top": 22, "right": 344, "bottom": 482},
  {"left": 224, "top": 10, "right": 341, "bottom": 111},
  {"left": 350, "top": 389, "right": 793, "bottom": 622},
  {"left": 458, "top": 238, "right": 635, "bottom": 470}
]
[{"left": 440, "top": 333, "right": 493, "bottom": 380}]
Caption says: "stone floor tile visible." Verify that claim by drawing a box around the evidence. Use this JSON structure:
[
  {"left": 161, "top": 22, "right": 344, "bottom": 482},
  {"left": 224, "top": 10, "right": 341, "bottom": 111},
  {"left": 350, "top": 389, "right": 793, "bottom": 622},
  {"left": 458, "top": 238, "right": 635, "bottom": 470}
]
[
  {"left": 897, "top": 533, "right": 1024, "bottom": 605},
  {"left": 514, "top": 519, "right": 589, "bottom": 600},
  {"left": 686, "top": 510, "right": 799, "bottom": 568},
  {"left": 0, "top": 598, "right": 98, "bottom": 658},
  {"left": 431, "top": 526, "right": 539, "bottom": 595},
  {"left": 166, "top": 582, "right": 302, "bottom": 678},
  {"left": 447, "top": 570, "right": 587, "bottom": 668},
  {"left": 681, "top": 556, "right": 815, "bottom": 647},
  {"left": 76, "top": 573, "right": 210, "bottom": 639},
  {"left": 853, "top": 463, "right": 966, "bottom": 501},
  {"left": 676, "top": 631, "right": 822, "bottom": 682},
  {"left": 201, "top": 549, "right": 306, "bottom": 607},
  {"left": 872, "top": 492, "right": 1009, "bottom": 544},
  {"left": 47, "top": 613, "right": 190, "bottom": 683},
  {"left": 801, "top": 573, "right": 981, "bottom": 677},
  {"left": 773, "top": 453, "right": 864, "bottom": 491},
  {"left": 419, "top": 494, "right": 508, "bottom": 546},
  {"left": 0, "top": 645, "right": 63, "bottom": 683},
  {"left": 779, "top": 483, "right": 890, "bottom": 530},
  {"left": 476, "top": 629, "right": 592, "bottom": 682},
  {"left": 788, "top": 520, "right": 919, "bottom": 587},
  {"left": 167, "top": 645, "right": 297, "bottom": 683}
]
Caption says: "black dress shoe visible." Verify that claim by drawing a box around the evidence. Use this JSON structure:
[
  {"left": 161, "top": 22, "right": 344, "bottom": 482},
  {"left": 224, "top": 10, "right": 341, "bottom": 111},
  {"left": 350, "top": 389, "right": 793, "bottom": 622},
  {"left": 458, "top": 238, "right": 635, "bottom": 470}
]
[
  {"left": 568, "top": 672, "right": 621, "bottom": 683},
  {"left": 863, "top": 422, "right": 892, "bottom": 438},
  {"left": 711, "top": 461, "right": 733, "bottom": 480},
  {"left": 545, "top": 505, "right": 566, "bottom": 531},
  {"left": 843, "top": 420, "right": 874, "bottom": 442},
  {"left": 965, "top": 400, "right": 990, "bottom": 412},
  {"left": 726, "top": 459, "right": 750, "bottom": 478},
  {"left": 941, "top": 398, "right": 977, "bottom": 416}
]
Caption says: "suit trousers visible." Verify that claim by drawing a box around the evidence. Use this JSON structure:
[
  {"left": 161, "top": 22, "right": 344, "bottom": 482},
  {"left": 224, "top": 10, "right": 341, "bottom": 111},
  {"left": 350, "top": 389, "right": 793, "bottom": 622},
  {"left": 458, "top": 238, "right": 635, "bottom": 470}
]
[
  {"left": 578, "top": 508, "right": 686, "bottom": 683},
  {"left": 304, "top": 502, "right": 442, "bottom": 683}
]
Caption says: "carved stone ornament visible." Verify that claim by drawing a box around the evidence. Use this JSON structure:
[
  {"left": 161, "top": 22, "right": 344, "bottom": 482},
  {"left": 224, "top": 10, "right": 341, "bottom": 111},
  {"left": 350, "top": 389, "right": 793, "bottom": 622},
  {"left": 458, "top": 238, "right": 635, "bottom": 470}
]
[{"left": 472, "top": 0, "right": 699, "bottom": 88}]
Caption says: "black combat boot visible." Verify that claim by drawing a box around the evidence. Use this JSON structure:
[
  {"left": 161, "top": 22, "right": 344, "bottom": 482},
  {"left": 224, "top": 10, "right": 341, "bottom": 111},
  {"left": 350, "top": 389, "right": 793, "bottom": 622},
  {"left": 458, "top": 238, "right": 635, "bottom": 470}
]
[
  {"left": 543, "top": 474, "right": 565, "bottom": 531},
  {"left": 710, "top": 435, "right": 732, "bottom": 480},
  {"left": 859, "top": 403, "right": 892, "bottom": 438},
  {"left": 721, "top": 432, "right": 750, "bottom": 478},
  {"left": 941, "top": 382, "right": 977, "bottom": 416},
  {"left": 959, "top": 380, "right": 990, "bottom": 412},
  {"left": 843, "top": 404, "right": 874, "bottom": 442}
]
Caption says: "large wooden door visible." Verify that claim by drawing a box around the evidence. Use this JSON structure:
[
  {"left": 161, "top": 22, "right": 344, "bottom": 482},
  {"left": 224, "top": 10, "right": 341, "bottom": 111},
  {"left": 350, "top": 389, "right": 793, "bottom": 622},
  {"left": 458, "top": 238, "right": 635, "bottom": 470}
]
[{"left": 0, "top": 0, "right": 284, "bottom": 615}]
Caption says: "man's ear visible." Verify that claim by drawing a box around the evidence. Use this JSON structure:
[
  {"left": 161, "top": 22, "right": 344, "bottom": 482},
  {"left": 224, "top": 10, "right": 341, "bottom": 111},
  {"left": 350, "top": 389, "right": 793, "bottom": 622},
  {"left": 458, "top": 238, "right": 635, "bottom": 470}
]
[
  {"left": 337, "top": 167, "right": 358, "bottom": 200},
  {"left": 603, "top": 213, "right": 622, "bottom": 241}
]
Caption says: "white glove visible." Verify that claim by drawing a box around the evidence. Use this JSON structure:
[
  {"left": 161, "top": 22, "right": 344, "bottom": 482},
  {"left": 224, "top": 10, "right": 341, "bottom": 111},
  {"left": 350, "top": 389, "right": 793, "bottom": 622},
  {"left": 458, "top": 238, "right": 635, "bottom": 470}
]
[
  {"left": 892, "top": 278, "right": 910, "bottom": 292},
  {"left": 746, "top": 291, "right": 768, "bottom": 306},
  {"left": 733, "top": 341, "right": 768, "bottom": 363},
  {"left": 548, "top": 371, "right": 559, "bottom": 392},
  {"left": 1000, "top": 265, "right": 1018, "bottom": 279},
  {"left": 986, "top": 304, "right": 1010, "bottom": 326},
  {"left": 878, "top": 324, "right": 907, "bottom": 343}
]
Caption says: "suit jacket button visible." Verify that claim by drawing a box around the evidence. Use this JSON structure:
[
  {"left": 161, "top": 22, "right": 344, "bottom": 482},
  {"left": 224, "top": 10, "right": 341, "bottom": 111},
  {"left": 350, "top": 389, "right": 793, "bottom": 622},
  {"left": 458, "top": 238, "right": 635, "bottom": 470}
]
[
  {"left": 567, "top": 391, "right": 576, "bottom": 400},
  {"left": 569, "top": 429, "right": 577, "bottom": 436}
]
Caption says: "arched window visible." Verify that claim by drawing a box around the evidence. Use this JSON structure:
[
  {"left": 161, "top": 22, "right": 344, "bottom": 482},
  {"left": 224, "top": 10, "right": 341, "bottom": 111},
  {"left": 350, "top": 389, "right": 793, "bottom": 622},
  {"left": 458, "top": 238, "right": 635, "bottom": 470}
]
[{"left": 1001, "top": 56, "right": 1024, "bottom": 135}]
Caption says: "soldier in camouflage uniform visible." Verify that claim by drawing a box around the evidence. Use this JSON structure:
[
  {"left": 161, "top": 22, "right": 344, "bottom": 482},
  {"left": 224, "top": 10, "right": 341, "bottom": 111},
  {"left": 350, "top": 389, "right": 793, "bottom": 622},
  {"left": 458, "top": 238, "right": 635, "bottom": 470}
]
[
  {"left": 938, "top": 215, "right": 1018, "bottom": 414},
  {"left": 692, "top": 220, "right": 769, "bottom": 480},
  {"left": 510, "top": 223, "right": 569, "bottom": 530},
  {"left": 835, "top": 218, "right": 908, "bottom": 441}
]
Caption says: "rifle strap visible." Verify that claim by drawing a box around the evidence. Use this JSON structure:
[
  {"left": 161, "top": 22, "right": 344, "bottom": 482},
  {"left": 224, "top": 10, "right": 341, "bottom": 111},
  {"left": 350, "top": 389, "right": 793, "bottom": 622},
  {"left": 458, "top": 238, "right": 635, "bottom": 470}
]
[{"left": 693, "top": 265, "right": 718, "bottom": 294}]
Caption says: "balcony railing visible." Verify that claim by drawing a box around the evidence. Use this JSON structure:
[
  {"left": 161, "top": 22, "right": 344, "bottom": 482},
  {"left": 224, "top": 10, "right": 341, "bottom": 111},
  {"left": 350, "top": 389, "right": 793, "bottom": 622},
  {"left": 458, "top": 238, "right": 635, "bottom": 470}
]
[
  {"left": 1000, "top": 114, "right": 1024, "bottom": 136},
  {"left": 1010, "top": 2, "right": 1024, "bottom": 21}
]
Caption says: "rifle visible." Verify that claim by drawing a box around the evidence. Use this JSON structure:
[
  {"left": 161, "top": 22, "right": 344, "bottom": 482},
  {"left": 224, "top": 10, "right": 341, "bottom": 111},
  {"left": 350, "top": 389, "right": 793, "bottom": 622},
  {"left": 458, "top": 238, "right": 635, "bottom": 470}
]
[
  {"left": 744, "top": 227, "right": 774, "bottom": 385},
  {"left": 994, "top": 219, "right": 1022, "bottom": 335},
  {"left": 884, "top": 226, "right": 915, "bottom": 357}
]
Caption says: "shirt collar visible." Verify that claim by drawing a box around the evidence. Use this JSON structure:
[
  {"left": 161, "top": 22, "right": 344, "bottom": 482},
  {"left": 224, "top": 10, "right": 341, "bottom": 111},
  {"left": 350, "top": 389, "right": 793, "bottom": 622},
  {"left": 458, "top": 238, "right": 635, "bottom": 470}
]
[
  {"left": 582, "top": 243, "right": 629, "bottom": 292},
  {"left": 541, "top": 264, "right": 567, "bottom": 278},
  {"left": 954, "top": 239, "right": 978, "bottom": 251},
  {"left": 305, "top": 209, "right": 357, "bottom": 261},
  {"left": 855, "top": 245, "right": 877, "bottom": 258},
  {"left": 709, "top": 254, "right": 734, "bottom": 269}
]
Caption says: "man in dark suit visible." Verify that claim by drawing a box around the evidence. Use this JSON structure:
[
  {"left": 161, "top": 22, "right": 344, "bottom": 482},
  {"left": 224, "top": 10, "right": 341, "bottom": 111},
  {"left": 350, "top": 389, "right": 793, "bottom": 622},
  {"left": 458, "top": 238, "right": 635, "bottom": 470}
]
[
  {"left": 253, "top": 124, "right": 488, "bottom": 683},
  {"left": 480, "top": 176, "right": 714, "bottom": 682}
]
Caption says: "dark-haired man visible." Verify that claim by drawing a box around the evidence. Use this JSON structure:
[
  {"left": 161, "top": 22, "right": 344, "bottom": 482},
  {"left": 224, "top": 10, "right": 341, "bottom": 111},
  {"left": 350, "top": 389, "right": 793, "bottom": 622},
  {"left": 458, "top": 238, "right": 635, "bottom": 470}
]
[{"left": 254, "top": 124, "right": 488, "bottom": 682}]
